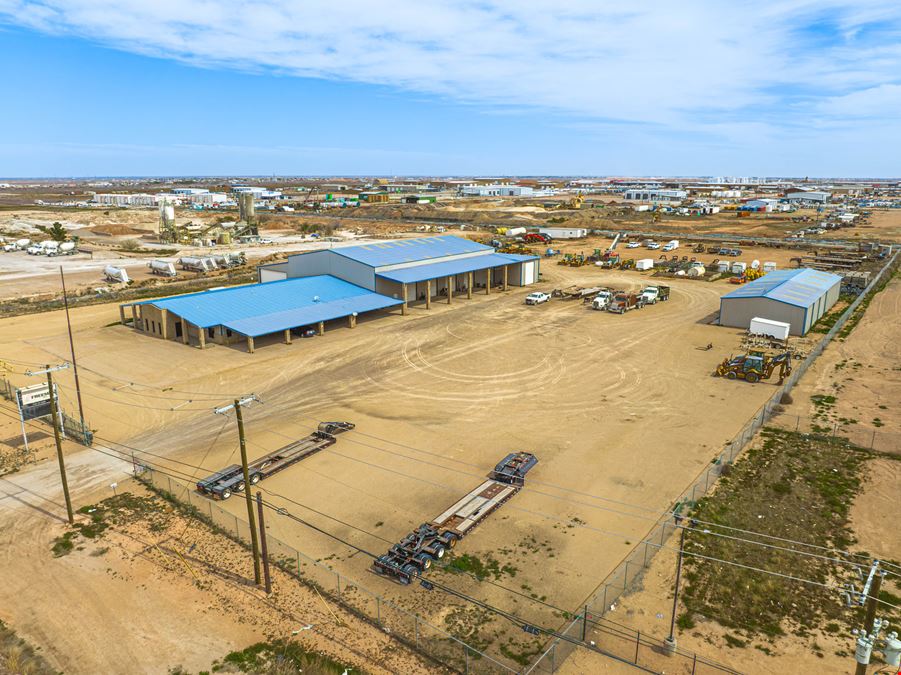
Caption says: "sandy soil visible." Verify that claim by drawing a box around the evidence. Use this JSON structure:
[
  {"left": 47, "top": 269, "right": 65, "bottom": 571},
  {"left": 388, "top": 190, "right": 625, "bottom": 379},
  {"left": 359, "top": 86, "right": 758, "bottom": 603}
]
[
  {"left": 0, "top": 259, "right": 797, "bottom": 669},
  {"left": 558, "top": 272, "right": 901, "bottom": 675},
  {"left": 0, "top": 469, "right": 440, "bottom": 674},
  {"left": 776, "top": 274, "right": 901, "bottom": 452}
]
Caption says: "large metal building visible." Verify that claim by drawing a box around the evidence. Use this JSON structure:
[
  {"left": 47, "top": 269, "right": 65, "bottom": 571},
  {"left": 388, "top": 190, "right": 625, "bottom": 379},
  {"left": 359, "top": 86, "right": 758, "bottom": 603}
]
[
  {"left": 719, "top": 268, "right": 841, "bottom": 336},
  {"left": 258, "top": 235, "right": 539, "bottom": 308},
  {"left": 118, "top": 236, "right": 539, "bottom": 353}
]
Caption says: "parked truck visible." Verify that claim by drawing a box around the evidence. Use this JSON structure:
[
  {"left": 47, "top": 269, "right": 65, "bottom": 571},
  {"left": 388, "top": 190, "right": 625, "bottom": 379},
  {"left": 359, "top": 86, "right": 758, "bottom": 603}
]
[
  {"left": 196, "top": 422, "right": 354, "bottom": 500},
  {"left": 639, "top": 284, "right": 670, "bottom": 305},
  {"left": 607, "top": 291, "right": 643, "bottom": 314},
  {"left": 372, "top": 452, "right": 538, "bottom": 584},
  {"left": 591, "top": 289, "right": 613, "bottom": 310}
]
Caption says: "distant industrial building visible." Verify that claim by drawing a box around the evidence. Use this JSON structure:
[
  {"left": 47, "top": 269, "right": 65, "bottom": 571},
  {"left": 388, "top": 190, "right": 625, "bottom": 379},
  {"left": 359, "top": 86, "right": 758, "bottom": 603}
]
[
  {"left": 719, "top": 268, "right": 841, "bottom": 335},
  {"left": 120, "top": 236, "right": 539, "bottom": 353},
  {"left": 785, "top": 190, "right": 831, "bottom": 203},
  {"left": 623, "top": 189, "right": 687, "bottom": 202},
  {"left": 462, "top": 185, "right": 534, "bottom": 197}
]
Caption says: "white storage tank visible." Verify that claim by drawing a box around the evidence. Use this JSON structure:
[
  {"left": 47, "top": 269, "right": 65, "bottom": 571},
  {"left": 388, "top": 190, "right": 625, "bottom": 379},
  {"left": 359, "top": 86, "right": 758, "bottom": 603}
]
[
  {"left": 148, "top": 259, "right": 177, "bottom": 276},
  {"left": 751, "top": 259, "right": 760, "bottom": 270},
  {"left": 732, "top": 262, "right": 747, "bottom": 274},
  {"left": 635, "top": 258, "right": 654, "bottom": 271},
  {"left": 763, "top": 261, "right": 778, "bottom": 272},
  {"left": 687, "top": 265, "right": 706, "bottom": 277}
]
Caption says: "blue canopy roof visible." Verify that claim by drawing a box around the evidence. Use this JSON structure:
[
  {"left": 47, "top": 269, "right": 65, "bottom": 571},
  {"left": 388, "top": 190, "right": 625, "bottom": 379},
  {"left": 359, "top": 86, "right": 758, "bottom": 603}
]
[
  {"left": 376, "top": 253, "right": 538, "bottom": 284},
  {"left": 721, "top": 268, "right": 840, "bottom": 308},
  {"left": 334, "top": 235, "right": 492, "bottom": 267},
  {"left": 136, "top": 275, "right": 402, "bottom": 337}
]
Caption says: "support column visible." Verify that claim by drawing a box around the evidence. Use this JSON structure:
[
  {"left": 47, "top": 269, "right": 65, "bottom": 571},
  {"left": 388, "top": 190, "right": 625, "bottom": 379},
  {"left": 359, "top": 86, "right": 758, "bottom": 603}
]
[
  {"left": 284, "top": 329, "right": 292, "bottom": 344},
  {"left": 402, "top": 284, "right": 408, "bottom": 316},
  {"left": 161, "top": 309, "right": 169, "bottom": 339},
  {"left": 467, "top": 272, "right": 473, "bottom": 299},
  {"left": 318, "top": 321, "right": 325, "bottom": 336},
  {"left": 447, "top": 276, "right": 453, "bottom": 304},
  {"left": 136, "top": 306, "right": 145, "bottom": 331},
  {"left": 182, "top": 320, "right": 190, "bottom": 345},
  {"left": 246, "top": 335, "right": 255, "bottom": 353},
  {"left": 348, "top": 313, "right": 357, "bottom": 328},
  {"left": 130, "top": 305, "right": 138, "bottom": 328},
  {"left": 486, "top": 268, "right": 491, "bottom": 294},
  {"left": 198, "top": 326, "right": 206, "bottom": 349},
  {"left": 119, "top": 305, "right": 127, "bottom": 326},
  {"left": 426, "top": 280, "right": 431, "bottom": 309},
  {"left": 503, "top": 266, "right": 508, "bottom": 291}
]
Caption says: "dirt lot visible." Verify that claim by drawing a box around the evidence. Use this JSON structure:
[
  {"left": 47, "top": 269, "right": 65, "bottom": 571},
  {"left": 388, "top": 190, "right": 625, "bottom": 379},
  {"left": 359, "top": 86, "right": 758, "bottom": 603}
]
[
  {"left": 559, "top": 268, "right": 901, "bottom": 675},
  {"left": 0, "top": 255, "right": 806, "bottom": 669}
]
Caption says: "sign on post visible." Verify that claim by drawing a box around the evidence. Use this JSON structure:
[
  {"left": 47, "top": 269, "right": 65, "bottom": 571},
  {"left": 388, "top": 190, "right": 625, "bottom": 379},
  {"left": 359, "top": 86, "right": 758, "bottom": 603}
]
[{"left": 16, "top": 382, "right": 56, "bottom": 420}]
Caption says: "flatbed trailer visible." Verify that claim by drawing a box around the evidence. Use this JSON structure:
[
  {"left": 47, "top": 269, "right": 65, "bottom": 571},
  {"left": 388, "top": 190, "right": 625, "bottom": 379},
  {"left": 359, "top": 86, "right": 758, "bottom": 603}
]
[
  {"left": 196, "top": 422, "right": 354, "bottom": 499},
  {"left": 372, "top": 452, "right": 537, "bottom": 584}
]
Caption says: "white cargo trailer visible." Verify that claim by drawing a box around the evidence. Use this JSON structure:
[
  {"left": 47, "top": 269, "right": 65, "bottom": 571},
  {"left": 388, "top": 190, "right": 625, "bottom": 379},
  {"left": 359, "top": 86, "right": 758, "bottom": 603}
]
[
  {"left": 635, "top": 258, "right": 654, "bottom": 271},
  {"left": 749, "top": 317, "right": 790, "bottom": 341},
  {"left": 148, "top": 260, "right": 177, "bottom": 277}
]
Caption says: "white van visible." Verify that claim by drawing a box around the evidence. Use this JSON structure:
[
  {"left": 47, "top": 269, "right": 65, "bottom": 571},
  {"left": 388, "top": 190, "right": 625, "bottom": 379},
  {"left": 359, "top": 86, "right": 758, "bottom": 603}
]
[{"left": 662, "top": 240, "right": 680, "bottom": 252}]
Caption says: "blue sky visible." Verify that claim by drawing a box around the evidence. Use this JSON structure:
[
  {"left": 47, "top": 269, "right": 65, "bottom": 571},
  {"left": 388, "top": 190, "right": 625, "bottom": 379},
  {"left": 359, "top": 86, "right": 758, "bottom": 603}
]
[{"left": 1, "top": 1, "right": 900, "bottom": 177}]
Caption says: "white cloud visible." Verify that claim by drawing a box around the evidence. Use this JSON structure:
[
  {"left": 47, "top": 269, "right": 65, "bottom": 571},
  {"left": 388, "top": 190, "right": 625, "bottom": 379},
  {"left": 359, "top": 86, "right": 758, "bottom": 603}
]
[{"left": 1, "top": 0, "right": 900, "bottom": 137}]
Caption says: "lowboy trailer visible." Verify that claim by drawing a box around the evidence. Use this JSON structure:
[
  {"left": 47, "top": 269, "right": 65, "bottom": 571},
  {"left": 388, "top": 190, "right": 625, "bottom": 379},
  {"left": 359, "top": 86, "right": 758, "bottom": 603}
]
[
  {"left": 372, "top": 452, "right": 538, "bottom": 584},
  {"left": 196, "top": 422, "right": 354, "bottom": 499}
]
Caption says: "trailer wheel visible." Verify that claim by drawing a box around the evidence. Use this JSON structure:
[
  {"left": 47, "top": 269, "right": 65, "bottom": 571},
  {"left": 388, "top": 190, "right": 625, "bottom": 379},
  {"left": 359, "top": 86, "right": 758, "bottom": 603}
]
[
  {"left": 235, "top": 481, "right": 245, "bottom": 492},
  {"left": 221, "top": 489, "right": 232, "bottom": 500},
  {"left": 250, "top": 474, "right": 261, "bottom": 485},
  {"left": 402, "top": 563, "right": 420, "bottom": 580},
  {"left": 426, "top": 543, "right": 446, "bottom": 559},
  {"left": 440, "top": 532, "right": 458, "bottom": 548},
  {"left": 415, "top": 553, "right": 432, "bottom": 570}
]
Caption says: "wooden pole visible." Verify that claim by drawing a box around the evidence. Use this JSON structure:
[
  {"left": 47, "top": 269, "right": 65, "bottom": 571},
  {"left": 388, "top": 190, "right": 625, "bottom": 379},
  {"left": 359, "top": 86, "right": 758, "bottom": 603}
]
[
  {"left": 59, "top": 268, "right": 86, "bottom": 435},
  {"left": 235, "top": 401, "right": 262, "bottom": 586},
  {"left": 47, "top": 368, "right": 74, "bottom": 524},
  {"left": 255, "top": 492, "right": 272, "bottom": 594}
]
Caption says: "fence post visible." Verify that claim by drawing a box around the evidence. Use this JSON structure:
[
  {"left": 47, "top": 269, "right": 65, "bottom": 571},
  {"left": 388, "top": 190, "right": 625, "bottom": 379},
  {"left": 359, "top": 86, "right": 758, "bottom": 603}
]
[
  {"left": 551, "top": 642, "right": 556, "bottom": 672},
  {"left": 414, "top": 615, "right": 419, "bottom": 647},
  {"left": 635, "top": 630, "right": 640, "bottom": 663},
  {"left": 377, "top": 596, "right": 381, "bottom": 625},
  {"left": 336, "top": 571, "right": 341, "bottom": 597},
  {"left": 235, "top": 515, "right": 239, "bottom": 537},
  {"left": 871, "top": 428, "right": 876, "bottom": 450},
  {"left": 623, "top": 562, "right": 630, "bottom": 590},
  {"left": 796, "top": 415, "right": 800, "bottom": 432}
]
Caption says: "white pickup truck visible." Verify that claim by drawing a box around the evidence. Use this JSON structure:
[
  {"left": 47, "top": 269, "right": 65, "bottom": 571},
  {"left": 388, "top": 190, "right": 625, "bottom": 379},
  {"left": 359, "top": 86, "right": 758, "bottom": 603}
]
[
  {"left": 525, "top": 291, "right": 551, "bottom": 305},
  {"left": 591, "top": 290, "right": 613, "bottom": 310}
]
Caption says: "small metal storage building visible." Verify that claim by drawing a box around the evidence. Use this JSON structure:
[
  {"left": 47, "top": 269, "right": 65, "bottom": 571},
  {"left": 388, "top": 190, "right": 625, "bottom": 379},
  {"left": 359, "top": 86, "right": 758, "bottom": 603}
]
[{"left": 719, "top": 268, "right": 841, "bottom": 336}]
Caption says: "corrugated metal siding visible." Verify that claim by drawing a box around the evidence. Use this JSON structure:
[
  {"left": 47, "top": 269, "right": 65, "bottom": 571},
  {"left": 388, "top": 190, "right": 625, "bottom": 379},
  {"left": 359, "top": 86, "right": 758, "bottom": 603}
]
[
  {"left": 720, "top": 268, "right": 841, "bottom": 308},
  {"left": 333, "top": 235, "right": 491, "bottom": 267},
  {"left": 720, "top": 297, "right": 806, "bottom": 335},
  {"left": 136, "top": 275, "right": 401, "bottom": 336},
  {"left": 376, "top": 253, "right": 538, "bottom": 284}
]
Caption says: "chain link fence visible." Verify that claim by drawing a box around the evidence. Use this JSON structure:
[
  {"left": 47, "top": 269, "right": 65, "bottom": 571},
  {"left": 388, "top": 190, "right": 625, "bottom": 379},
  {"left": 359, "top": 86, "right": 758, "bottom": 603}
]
[
  {"left": 0, "top": 374, "right": 93, "bottom": 446},
  {"left": 768, "top": 414, "right": 898, "bottom": 453},
  {"left": 526, "top": 249, "right": 900, "bottom": 673},
  {"left": 141, "top": 467, "right": 517, "bottom": 675}
]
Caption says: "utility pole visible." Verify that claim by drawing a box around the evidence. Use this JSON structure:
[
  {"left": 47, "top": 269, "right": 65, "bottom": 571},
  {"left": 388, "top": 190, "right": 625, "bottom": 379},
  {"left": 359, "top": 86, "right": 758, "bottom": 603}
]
[
  {"left": 665, "top": 504, "right": 691, "bottom": 656},
  {"left": 60, "top": 267, "right": 86, "bottom": 435},
  {"left": 256, "top": 492, "right": 272, "bottom": 594},
  {"left": 27, "top": 363, "right": 73, "bottom": 524},
  {"left": 853, "top": 562, "right": 886, "bottom": 675},
  {"left": 215, "top": 395, "right": 262, "bottom": 585}
]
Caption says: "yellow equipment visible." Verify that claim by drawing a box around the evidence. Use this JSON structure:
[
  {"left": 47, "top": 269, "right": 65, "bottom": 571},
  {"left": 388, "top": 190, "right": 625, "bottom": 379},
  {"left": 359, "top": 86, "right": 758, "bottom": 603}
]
[
  {"left": 568, "top": 195, "right": 584, "bottom": 209},
  {"left": 715, "top": 351, "right": 793, "bottom": 384}
]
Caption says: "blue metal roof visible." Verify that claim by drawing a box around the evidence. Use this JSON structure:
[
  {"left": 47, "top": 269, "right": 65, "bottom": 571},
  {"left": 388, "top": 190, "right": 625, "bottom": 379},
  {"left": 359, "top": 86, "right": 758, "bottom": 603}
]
[
  {"left": 376, "top": 253, "right": 538, "bottom": 284},
  {"left": 333, "top": 235, "right": 492, "bottom": 267},
  {"left": 136, "top": 275, "right": 402, "bottom": 337},
  {"left": 721, "top": 268, "right": 840, "bottom": 308}
]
